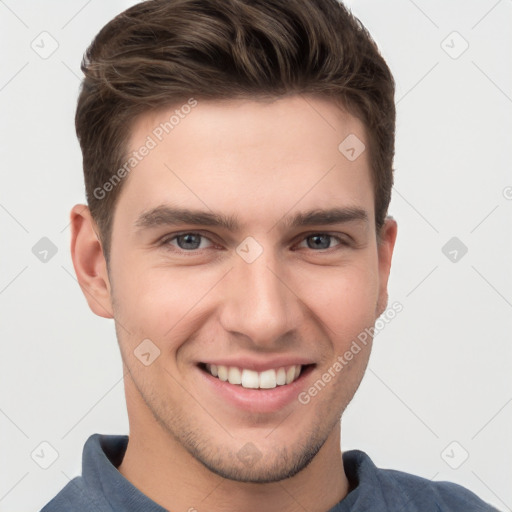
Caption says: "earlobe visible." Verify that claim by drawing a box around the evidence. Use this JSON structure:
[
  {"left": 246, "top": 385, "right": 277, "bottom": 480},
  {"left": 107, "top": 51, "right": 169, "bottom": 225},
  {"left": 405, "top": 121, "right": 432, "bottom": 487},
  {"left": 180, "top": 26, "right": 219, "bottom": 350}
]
[
  {"left": 376, "top": 217, "right": 398, "bottom": 318},
  {"left": 70, "top": 204, "right": 114, "bottom": 319}
]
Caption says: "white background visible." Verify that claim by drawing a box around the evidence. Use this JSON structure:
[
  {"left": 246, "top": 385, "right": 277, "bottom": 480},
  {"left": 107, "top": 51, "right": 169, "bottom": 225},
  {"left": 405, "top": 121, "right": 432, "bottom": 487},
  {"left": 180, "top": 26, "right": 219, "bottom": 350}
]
[{"left": 0, "top": 1, "right": 511, "bottom": 511}]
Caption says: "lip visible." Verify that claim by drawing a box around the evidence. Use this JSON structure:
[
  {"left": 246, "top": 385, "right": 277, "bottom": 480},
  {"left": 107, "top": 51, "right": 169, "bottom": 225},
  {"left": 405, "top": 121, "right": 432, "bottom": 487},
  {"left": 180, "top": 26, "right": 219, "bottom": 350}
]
[
  {"left": 196, "top": 363, "right": 315, "bottom": 414},
  {"left": 201, "top": 356, "right": 315, "bottom": 373}
]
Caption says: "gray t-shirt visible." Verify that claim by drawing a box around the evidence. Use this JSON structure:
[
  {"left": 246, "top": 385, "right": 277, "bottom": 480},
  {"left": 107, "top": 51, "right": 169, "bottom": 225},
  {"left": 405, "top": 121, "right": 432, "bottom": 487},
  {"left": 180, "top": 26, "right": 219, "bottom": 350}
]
[{"left": 40, "top": 434, "right": 500, "bottom": 511}]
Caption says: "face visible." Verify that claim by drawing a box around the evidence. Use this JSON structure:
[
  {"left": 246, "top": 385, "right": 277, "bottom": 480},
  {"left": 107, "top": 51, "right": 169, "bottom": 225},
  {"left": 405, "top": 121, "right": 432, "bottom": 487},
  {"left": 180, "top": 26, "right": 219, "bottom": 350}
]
[{"left": 85, "top": 95, "right": 396, "bottom": 482}]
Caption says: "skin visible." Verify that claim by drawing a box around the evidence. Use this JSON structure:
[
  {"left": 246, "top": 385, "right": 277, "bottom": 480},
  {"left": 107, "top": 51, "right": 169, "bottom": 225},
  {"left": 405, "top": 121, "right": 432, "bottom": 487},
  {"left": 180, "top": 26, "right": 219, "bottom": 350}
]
[{"left": 71, "top": 95, "right": 397, "bottom": 512}]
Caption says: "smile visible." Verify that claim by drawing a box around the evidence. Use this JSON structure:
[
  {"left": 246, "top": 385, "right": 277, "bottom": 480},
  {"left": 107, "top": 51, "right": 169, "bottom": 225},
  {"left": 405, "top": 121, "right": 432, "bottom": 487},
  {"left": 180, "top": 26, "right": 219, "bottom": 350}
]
[{"left": 204, "top": 363, "right": 303, "bottom": 389}]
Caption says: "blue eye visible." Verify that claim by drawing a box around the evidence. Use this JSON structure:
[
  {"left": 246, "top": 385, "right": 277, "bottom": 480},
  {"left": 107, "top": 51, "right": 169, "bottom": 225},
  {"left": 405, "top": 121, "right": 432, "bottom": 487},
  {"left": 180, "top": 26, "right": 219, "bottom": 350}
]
[
  {"left": 159, "top": 231, "right": 348, "bottom": 254},
  {"left": 298, "top": 234, "right": 344, "bottom": 250},
  {"left": 164, "top": 233, "right": 214, "bottom": 251}
]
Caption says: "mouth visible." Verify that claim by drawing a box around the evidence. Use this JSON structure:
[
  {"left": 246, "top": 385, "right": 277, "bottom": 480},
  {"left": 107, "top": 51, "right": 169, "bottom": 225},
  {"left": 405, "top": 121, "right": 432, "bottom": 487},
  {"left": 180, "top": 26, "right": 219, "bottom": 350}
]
[
  {"left": 196, "top": 360, "right": 316, "bottom": 413},
  {"left": 198, "top": 363, "right": 314, "bottom": 390}
]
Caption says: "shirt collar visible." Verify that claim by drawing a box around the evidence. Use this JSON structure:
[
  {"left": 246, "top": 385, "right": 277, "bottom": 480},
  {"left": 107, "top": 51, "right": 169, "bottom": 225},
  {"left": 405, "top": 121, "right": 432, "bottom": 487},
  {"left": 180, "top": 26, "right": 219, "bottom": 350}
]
[{"left": 83, "top": 433, "right": 168, "bottom": 511}]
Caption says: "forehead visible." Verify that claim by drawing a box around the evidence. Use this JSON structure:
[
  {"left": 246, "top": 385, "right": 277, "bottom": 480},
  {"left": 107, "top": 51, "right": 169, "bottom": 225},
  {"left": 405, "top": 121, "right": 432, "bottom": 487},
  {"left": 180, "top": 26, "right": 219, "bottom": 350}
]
[
  {"left": 116, "top": 95, "right": 374, "bottom": 227},
  {"left": 130, "top": 95, "right": 366, "bottom": 158}
]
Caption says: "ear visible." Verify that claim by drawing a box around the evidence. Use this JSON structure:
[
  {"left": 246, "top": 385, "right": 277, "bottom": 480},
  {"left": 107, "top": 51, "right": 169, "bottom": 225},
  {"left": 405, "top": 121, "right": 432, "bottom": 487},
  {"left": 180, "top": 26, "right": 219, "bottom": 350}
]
[
  {"left": 375, "top": 216, "right": 398, "bottom": 317},
  {"left": 70, "top": 204, "right": 113, "bottom": 319}
]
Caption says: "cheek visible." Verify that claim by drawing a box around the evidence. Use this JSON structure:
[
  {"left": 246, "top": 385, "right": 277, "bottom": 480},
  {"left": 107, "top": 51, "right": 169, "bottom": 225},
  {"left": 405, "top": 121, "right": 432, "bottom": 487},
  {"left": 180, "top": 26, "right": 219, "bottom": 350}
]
[
  {"left": 293, "top": 257, "right": 379, "bottom": 341},
  {"left": 110, "top": 258, "right": 222, "bottom": 341}
]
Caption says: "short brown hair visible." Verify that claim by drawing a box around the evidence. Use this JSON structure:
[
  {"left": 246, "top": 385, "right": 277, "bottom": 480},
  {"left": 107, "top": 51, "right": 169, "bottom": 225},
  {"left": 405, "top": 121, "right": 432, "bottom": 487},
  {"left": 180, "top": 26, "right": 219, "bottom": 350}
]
[{"left": 76, "top": 0, "right": 395, "bottom": 260}]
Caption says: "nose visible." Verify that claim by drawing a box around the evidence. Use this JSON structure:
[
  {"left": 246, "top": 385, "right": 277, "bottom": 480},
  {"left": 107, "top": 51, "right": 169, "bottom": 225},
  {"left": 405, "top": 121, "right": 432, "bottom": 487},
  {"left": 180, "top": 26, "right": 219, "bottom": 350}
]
[{"left": 218, "top": 249, "right": 304, "bottom": 349}]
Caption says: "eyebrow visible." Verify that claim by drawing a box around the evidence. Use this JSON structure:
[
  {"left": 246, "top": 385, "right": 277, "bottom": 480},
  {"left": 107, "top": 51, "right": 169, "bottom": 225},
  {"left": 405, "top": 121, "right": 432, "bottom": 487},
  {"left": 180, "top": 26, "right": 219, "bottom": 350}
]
[{"left": 134, "top": 205, "right": 369, "bottom": 233}]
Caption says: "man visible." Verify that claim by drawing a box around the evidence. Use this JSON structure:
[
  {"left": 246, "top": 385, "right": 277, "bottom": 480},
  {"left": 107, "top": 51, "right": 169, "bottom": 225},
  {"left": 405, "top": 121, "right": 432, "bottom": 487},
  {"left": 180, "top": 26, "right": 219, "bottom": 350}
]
[{"left": 41, "top": 0, "right": 499, "bottom": 510}]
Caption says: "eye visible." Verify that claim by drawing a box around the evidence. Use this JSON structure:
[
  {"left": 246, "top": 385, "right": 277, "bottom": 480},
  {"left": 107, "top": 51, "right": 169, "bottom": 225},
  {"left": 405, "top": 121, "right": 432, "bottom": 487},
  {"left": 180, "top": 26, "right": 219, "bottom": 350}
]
[
  {"left": 162, "top": 232, "right": 214, "bottom": 251},
  {"left": 296, "top": 233, "right": 347, "bottom": 250},
  {"left": 159, "top": 231, "right": 350, "bottom": 254}
]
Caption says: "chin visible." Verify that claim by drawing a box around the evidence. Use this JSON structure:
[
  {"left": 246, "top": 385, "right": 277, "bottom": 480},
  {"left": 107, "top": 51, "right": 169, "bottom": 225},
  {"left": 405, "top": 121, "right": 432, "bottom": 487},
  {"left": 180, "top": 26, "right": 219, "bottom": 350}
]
[{"left": 183, "top": 431, "right": 328, "bottom": 484}]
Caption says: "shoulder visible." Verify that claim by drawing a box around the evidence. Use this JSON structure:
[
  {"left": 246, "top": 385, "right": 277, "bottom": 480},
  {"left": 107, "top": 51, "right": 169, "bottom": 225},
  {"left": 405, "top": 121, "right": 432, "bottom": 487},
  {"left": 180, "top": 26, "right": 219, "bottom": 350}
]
[
  {"left": 39, "top": 433, "right": 122, "bottom": 512},
  {"left": 39, "top": 476, "right": 110, "bottom": 512},
  {"left": 382, "top": 467, "right": 498, "bottom": 511},
  {"left": 342, "top": 450, "right": 500, "bottom": 511}
]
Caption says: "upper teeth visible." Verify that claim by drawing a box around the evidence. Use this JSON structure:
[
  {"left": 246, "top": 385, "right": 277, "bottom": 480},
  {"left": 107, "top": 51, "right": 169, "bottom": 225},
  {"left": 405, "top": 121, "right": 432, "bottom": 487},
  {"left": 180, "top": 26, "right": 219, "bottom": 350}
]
[{"left": 206, "top": 364, "right": 302, "bottom": 389}]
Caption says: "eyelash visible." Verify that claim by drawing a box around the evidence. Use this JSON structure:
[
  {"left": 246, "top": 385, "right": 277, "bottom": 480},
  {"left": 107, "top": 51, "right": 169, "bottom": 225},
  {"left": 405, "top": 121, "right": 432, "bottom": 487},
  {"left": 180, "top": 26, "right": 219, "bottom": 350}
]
[{"left": 158, "top": 231, "right": 351, "bottom": 253}]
